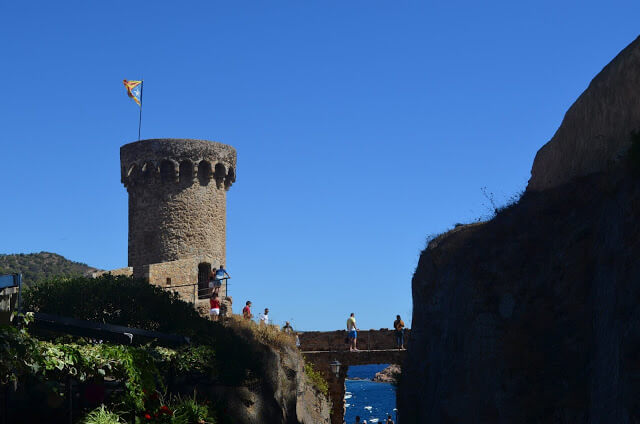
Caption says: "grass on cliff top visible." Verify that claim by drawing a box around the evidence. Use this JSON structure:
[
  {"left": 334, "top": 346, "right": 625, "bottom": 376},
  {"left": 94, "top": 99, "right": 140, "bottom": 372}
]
[{"left": 225, "top": 314, "right": 297, "bottom": 351}]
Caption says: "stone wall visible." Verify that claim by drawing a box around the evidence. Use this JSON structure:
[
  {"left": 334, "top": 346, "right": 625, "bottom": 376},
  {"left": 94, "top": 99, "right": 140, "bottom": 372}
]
[
  {"left": 528, "top": 35, "right": 640, "bottom": 191},
  {"left": 299, "top": 329, "right": 410, "bottom": 352},
  {"left": 120, "top": 139, "right": 236, "bottom": 268},
  {"left": 132, "top": 256, "right": 227, "bottom": 303}
]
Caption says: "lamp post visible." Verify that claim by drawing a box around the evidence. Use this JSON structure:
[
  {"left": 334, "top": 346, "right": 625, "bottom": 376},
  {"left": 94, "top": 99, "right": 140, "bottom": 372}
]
[{"left": 330, "top": 360, "right": 341, "bottom": 378}]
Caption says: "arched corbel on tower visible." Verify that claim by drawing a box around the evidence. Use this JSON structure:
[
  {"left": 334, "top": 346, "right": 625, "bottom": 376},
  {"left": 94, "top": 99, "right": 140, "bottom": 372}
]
[
  {"left": 198, "top": 160, "right": 212, "bottom": 186},
  {"left": 225, "top": 167, "right": 235, "bottom": 190},
  {"left": 142, "top": 161, "right": 157, "bottom": 182},
  {"left": 214, "top": 163, "right": 226, "bottom": 189},
  {"left": 179, "top": 160, "right": 195, "bottom": 185},
  {"left": 160, "top": 160, "right": 178, "bottom": 183}
]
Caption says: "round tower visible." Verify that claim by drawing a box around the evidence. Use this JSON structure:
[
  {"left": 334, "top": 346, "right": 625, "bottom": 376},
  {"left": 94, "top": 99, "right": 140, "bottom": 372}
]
[{"left": 120, "top": 139, "right": 236, "bottom": 270}]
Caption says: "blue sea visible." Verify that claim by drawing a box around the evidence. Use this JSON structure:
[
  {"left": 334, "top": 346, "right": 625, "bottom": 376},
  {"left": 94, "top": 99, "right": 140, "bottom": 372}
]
[{"left": 344, "top": 364, "right": 397, "bottom": 424}]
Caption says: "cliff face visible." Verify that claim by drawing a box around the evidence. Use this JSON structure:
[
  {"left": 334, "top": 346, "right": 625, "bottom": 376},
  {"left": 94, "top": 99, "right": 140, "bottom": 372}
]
[
  {"left": 203, "top": 343, "right": 331, "bottom": 424},
  {"left": 177, "top": 324, "right": 331, "bottom": 424},
  {"left": 399, "top": 168, "right": 640, "bottom": 422},
  {"left": 399, "top": 35, "right": 640, "bottom": 423},
  {"left": 529, "top": 35, "right": 640, "bottom": 191}
]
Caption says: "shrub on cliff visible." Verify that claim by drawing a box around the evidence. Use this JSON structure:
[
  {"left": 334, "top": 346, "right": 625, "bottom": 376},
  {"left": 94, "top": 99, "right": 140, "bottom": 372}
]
[
  {"left": 23, "top": 274, "right": 260, "bottom": 385},
  {"left": 303, "top": 361, "right": 328, "bottom": 397}
]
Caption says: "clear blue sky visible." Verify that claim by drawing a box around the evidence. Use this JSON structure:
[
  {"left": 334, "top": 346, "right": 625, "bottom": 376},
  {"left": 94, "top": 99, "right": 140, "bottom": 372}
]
[{"left": 1, "top": 1, "right": 638, "bottom": 330}]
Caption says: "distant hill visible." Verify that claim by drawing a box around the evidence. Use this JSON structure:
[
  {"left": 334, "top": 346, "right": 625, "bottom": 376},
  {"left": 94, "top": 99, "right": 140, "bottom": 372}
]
[{"left": 0, "top": 252, "right": 101, "bottom": 286}]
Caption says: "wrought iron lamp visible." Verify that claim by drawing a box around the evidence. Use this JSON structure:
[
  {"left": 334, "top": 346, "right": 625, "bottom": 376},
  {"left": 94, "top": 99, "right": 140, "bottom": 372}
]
[{"left": 330, "top": 360, "right": 341, "bottom": 378}]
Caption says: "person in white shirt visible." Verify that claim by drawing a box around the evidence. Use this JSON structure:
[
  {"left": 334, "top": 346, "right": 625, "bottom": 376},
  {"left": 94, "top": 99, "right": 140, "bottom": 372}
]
[{"left": 259, "top": 308, "right": 269, "bottom": 325}]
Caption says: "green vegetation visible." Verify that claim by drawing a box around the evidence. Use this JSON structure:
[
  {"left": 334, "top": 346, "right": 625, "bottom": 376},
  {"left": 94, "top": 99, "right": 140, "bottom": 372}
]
[
  {"left": 81, "top": 405, "right": 124, "bottom": 424},
  {"left": 0, "top": 251, "right": 99, "bottom": 286},
  {"left": 303, "top": 360, "right": 328, "bottom": 397},
  {"left": 1, "top": 275, "right": 267, "bottom": 423}
]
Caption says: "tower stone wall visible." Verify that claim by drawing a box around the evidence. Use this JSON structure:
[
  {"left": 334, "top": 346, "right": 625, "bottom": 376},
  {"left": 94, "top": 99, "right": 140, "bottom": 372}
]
[{"left": 120, "top": 138, "right": 236, "bottom": 300}]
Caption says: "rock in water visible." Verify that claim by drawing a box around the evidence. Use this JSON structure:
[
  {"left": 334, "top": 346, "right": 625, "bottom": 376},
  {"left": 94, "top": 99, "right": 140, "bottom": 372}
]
[
  {"left": 529, "top": 35, "right": 640, "bottom": 191},
  {"left": 373, "top": 365, "right": 401, "bottom": 384},
  {"left": 399, "top": 35, "right": 640, "bottom": 423}
]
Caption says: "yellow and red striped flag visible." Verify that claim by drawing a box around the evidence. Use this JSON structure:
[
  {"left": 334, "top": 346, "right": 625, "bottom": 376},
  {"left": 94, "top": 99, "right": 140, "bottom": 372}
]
[{"left": 123, "top": 80, "right": 142, "bottom": 106}]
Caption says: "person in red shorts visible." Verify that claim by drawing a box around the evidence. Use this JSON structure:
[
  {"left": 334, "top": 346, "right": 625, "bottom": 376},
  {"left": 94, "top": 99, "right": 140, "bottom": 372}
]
[{"left": 209, "top": 293, "right": 221, "bottom": 322}]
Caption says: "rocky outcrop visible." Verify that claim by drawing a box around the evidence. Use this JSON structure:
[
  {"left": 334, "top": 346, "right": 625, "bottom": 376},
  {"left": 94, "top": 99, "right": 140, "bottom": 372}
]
[
  {"left": 399, "top": 35, "right": 640, "bottom": 423},
  {"left": 528, "top": 35, "right": 640, "bottom": 191},
  {"left": 399, "top": 166, "right": 640, "bottom": 423},
  {"left": 176, "top": 323, "right": 331, "bottom": 424},
  {"left": 373, "top": 364, "right": 401, "bottom": 384},
  {"left": 204, "top": 343, "right": 331, "bottom": 424}
]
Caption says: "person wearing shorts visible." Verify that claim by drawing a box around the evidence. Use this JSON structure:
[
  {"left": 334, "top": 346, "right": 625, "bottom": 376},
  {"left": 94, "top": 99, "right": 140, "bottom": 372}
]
[
  {"left": 214, "top": 265, "right": 230, "bottom": 295},
  {"left": 347, "top": 313, "right": 358, "bottom": 352},
  {"left": 209, "top": 294, "right": 221, "bottom": 322}
]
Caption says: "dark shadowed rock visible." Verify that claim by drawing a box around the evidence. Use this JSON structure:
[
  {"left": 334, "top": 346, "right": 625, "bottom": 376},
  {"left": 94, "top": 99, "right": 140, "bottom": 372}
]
[
  {"left": 400, "top": 35, "right": 640, "bottom": 423},
  {"left": 529, "top": 35, "right": 640, "bottom": 191}
]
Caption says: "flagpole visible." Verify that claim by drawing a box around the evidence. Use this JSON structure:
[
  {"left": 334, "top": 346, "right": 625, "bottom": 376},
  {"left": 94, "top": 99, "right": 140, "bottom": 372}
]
[{"left": 138, "top": 80, "right": 144, "bottom": 141}]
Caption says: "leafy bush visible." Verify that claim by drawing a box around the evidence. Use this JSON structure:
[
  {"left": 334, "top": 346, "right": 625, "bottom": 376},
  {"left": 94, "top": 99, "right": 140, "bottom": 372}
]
[
  {"left": 0, "top": 318, "right": 162, "bottom": 410},
  {"left": 23, "top": 275, "right": 261, "bottom": 385},
  {"left": 170, "top": 394, "right": 216, "bottom": 424},
  {"left": 303, "top": 361, "right": 328, "bottom": 397},
  {"left": 81, "top": 405, "right": 124, "bottom": 424}
]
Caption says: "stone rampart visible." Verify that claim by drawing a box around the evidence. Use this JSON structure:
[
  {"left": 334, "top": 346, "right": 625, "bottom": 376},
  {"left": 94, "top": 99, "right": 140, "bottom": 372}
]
[{"left": 299, "top": 328, "right": 410, "bottom": 352}]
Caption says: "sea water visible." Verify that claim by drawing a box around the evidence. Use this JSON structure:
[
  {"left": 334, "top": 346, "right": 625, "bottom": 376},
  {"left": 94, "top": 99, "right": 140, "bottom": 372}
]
[{"left": 344, "top": 364, "right": 397, "bottom": 423}]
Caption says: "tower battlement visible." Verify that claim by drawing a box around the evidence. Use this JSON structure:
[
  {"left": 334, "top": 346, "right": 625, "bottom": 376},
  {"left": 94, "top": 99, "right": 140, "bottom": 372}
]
[{"left": 121, "top": 138, "right": 236, "bottom": 190}]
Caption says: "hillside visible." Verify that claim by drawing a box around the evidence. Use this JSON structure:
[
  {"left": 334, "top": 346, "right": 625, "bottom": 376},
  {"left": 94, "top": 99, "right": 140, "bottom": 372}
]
[{"left": 0, "top": 252, "right": 100, "bottom": 286}]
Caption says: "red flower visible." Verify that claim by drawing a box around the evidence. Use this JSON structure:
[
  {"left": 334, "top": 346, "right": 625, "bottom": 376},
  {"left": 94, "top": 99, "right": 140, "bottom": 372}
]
[
  {"left": 144, "top": 413, "right": 151, "bottom": 420},
  {"left": 160, "top": 405, "right": 173, "bottom": 415}
]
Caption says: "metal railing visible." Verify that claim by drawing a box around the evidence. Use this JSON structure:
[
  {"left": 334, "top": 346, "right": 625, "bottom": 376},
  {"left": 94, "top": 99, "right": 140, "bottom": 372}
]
[{"left": 159, "top": 278, "right": 230, "bottom": 303}]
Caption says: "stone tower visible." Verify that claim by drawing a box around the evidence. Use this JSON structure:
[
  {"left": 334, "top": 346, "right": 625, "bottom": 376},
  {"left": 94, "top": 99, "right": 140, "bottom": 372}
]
[{"left": 120, "top": 138, "right": 236, "bottom": 301}]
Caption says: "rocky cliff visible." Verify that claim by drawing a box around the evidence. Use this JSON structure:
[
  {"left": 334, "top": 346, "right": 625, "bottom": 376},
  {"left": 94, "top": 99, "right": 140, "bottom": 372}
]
[
  {"left": 399, "top": 36, "right": 640, "bottom": 423},
  {"left": 178, "top": 321, "right": 331, "bottom": 424},
  {"left": 529, "top": 35, "right": 640, "bottom": 191},
  {"left": 197, "top": 342, "right": 331, "bottom": 424}
]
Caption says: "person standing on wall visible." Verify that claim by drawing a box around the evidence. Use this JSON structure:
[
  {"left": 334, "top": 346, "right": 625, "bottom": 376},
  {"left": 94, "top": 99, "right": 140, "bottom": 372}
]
[
  {"left": 347, "top": 312, "right": 359, "bottom": 352},
  {"left": 243, "top": 301, "right": 253, "bottom": 320},
  {"left": 209, "top": 293, "right": 221, "bottom": 322},
  {"left": 209, "top": 267, "right": 218, "bottom": 296},
  {"left": 394, "top": 315, "right": 405, "bottom": 350},
  {"left": 259, "top": 308, "right": 269, "bottom": 325},
  {"left": 214, "top": 264, "right": 230, "bottom": 295}
]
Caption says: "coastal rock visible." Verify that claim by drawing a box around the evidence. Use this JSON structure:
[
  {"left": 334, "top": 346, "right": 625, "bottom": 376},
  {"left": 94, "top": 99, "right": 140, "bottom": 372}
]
[
  {"left": 399, "top": 35, "right": 640, "bottom": 423},
  {"left": 373, "top": 364, "right": 401, "bottom": 384},
  {"left": 176, "top": 323, "right": 330, "bottom": 424},
  {"left": 528, "top": 35, "right": 640, "bottom": 191},
  {"left": 207, "top": 343, "right": 331, "bottom": 424}
]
